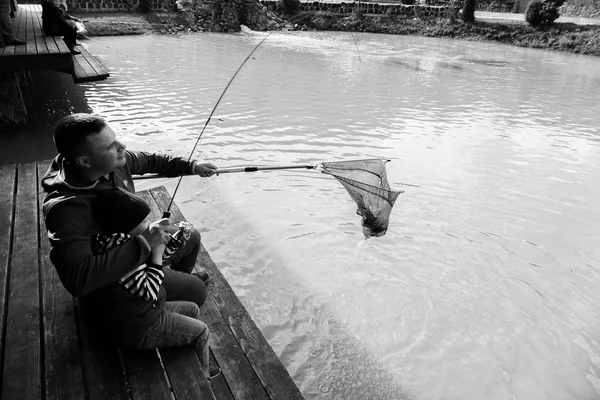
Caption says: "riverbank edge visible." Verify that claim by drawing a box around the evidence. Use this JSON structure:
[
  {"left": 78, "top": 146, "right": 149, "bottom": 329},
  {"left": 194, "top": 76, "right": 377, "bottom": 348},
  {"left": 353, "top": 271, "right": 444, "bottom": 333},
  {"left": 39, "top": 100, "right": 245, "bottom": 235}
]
[{"left": 77, "top": 10, "right": 600, "bottom": 56}]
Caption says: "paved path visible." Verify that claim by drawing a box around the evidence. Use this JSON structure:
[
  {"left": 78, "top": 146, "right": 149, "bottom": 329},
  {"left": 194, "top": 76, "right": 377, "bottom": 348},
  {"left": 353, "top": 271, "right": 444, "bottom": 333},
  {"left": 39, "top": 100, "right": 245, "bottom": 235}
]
[{"left": 476, "top": 11, "right": 600, "bottom": 26}]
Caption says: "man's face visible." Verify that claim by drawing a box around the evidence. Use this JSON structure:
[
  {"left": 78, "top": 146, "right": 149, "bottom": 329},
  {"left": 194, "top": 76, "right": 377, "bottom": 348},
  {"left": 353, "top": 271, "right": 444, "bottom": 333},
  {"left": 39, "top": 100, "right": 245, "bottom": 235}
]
[{"left": 80, "top": 125, "right": 127, "bottom": 175}]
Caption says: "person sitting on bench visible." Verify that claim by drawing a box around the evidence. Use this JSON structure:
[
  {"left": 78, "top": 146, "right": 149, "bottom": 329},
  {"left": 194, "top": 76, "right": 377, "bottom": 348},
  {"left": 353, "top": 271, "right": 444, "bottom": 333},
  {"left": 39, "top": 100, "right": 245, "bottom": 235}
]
[
  {"left": 41, "top": 0, "right": 81, "bottom": 54},
  {"left": 41, "top": 113, "right": 221, "bottom": 379},
  {"left": 56, "top": 0, "right": 88, "bottom": 39}
]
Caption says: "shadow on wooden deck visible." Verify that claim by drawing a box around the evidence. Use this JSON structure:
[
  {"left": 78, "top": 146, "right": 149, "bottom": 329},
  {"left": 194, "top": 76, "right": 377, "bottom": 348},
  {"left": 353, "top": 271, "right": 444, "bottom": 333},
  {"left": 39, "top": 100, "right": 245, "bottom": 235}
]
[{"left": 0, "top": 160, "right": 305, "bottom": 400}]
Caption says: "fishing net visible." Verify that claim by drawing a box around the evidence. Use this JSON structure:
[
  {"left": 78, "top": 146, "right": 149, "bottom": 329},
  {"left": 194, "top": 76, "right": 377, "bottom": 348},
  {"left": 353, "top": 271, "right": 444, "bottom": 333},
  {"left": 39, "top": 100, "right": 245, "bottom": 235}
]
[{"left": 320, "top": 159, "right": 403, "bottom": 238}]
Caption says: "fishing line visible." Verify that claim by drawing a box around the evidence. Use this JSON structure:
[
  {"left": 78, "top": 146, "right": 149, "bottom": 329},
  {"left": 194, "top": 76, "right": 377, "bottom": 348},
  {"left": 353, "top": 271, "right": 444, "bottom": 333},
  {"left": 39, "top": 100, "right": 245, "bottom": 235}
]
[
  {"left": 79, "top": 34, "right": 135, "bottom": 60},
  {"left": 163, "top": 31, "right": 273, "bottom": 217},
  {"left": 350, "top": 31, "right": 362, "bottom": 62}
]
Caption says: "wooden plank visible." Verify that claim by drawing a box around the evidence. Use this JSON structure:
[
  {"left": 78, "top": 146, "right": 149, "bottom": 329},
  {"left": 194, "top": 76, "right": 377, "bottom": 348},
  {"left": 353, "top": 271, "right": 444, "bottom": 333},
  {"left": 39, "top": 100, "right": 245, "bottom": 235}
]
[
  {"left": 9, "top": 3, "right": 26, "bottom": 56},
  {"left": 71, "top": 55, "right": 89, "bottom": 83},
  {"left": 75, "top": 300, "right": 129, "bottom": 400},
  {"left": 199, "top": 300, "right": 269, "bottom": 400},
  {"left": 37, "top": 160, "right": 87, "bottom": 400},
  {"left": 120, "top": 348, "right": 173, "bottom": 400},
  {"left": 25, "top": 4, "right": 36, "bottom": 55},
  {"left": 54, "top": 35, "right": 71, "bottom": 54},
  {"left": 149, "top": 186, "right": 304, "bottom": 400},
  {"left": 72, "top": 47, "right": 109, "bottom": 83},
  {"left": 81, "top": 46, "right": 110, "bottom": 77},
  {"left": 160, "top": 347, "right": 216, "bottom": 400},
  {"left": 207, "top": 352, "right": 234, "bottom": 400},
  {"left": 0, "top": 164, "right": 16, "bottom": 393},
  {"left": 31, "top": 6, "right": 49, "bottom": 55},
  {"left": 1, "top": 162, "right": 41, "bottom": 400}
]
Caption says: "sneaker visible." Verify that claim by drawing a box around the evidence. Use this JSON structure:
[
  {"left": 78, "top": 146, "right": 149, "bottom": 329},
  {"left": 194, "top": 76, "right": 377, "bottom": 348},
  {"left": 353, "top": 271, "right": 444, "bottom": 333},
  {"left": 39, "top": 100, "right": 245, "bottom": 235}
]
[
  {"left": 192, "top": 269, "right": 209, "bottom": 284},
  {"left": 5, "top": 37, "right": 26, "bottom": 46},
  {"left": 69, "top": 46, "right": 81, "bottom": 55},
  {"left": 208, "top": 366, "right": 221, "bottom": 381}
]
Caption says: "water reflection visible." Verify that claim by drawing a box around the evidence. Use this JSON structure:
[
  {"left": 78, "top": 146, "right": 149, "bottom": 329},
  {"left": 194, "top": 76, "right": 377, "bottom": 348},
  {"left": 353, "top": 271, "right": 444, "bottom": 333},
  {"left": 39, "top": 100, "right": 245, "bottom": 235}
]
[{"left": 83, "top": 32, "right": 600, "bottom": 400}]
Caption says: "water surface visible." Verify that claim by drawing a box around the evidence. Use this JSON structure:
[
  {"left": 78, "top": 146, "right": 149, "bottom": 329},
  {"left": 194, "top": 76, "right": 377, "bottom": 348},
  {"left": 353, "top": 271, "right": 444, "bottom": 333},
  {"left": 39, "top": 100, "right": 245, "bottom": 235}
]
[{"left": 82, "top": 32, "right": 600, "bottom": 400}]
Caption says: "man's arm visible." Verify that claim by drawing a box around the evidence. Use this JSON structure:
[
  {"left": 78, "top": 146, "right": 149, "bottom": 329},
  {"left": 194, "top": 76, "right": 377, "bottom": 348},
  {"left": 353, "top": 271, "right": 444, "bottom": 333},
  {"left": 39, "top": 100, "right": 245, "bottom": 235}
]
[
  {"left": 44, "top": 198, "right": 151, "bottom": 297},
  {"left": 125, "top": 150, "right": 217, "bottom": 177}
]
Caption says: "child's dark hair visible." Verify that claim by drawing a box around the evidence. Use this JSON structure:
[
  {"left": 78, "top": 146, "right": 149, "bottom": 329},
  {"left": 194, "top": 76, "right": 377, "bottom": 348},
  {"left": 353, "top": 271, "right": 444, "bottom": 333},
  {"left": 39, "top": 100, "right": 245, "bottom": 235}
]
[{"left": 94, "top": 188, "right": 151, "bottom": 234}]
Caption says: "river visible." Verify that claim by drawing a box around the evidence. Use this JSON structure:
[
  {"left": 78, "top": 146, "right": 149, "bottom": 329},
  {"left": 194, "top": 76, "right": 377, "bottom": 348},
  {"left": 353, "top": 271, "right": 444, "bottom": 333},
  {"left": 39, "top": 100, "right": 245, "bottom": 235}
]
[{"left": 68, "top": 31, "right": 600, "bottom": 400}]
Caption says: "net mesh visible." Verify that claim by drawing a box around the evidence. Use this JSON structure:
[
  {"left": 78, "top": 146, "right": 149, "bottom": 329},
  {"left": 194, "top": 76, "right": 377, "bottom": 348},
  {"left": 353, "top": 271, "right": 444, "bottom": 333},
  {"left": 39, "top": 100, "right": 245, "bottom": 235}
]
[{"left": 320, "top": 159, "right": 403, "bottom": 238}]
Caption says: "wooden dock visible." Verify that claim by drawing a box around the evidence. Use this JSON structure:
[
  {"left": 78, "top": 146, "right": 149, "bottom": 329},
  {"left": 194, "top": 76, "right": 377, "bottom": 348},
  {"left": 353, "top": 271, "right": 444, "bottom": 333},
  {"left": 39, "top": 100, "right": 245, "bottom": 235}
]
[
  {"left": 0, "top": 4, "right": 109, "bottom": 83},
  {"left": 0, "top": 160, "right": 305, "bottom": 400}
]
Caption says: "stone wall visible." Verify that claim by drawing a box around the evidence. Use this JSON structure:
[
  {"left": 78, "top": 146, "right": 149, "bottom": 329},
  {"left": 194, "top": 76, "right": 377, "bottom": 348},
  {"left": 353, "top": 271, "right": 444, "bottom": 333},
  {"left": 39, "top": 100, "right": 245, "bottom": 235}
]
[
  {"left": 174, "top": 0, "right": 271, "bottom": 31},
  {"left": 476, "top": 0, "right": 516, "bottom": 12},
  {"left": 65, "top": 0, "right": 175, "bottom": 12},
  {"left": 21, "top": 0, "right": 458, "bottom": 30},
  {"left": 261, "top": 0, "right": 459, "bottom": 18}
]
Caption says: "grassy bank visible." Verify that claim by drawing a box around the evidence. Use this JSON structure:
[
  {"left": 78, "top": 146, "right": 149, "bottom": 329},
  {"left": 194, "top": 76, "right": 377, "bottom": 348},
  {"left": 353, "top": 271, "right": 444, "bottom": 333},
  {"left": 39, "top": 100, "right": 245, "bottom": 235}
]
[
  {"left": 295, "top": 11, "right": 600, "bottom": 56},
  {"left": 74, "top": 10, "right": 600, "bottom": 57}
]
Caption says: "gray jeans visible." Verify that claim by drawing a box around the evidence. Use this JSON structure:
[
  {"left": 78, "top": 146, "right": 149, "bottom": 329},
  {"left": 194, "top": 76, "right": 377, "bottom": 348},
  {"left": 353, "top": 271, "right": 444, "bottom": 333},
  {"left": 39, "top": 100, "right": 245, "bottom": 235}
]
[
  {"left": 0, "top": 12, "right": 13, "bottom": 40},
  {"left": 135, "top": 301, "right": 210, "bottom": 378}
]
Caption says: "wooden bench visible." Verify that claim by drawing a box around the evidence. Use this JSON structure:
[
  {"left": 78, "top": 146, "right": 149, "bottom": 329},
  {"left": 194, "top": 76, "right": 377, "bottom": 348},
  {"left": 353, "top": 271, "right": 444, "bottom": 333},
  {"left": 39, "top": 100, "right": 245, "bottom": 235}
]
[
  {"left": 0, "top": 4, "right": 109, "bottom": 83},
  {"left": 0, "top": 160, "right": 305, "bottom": 400}
]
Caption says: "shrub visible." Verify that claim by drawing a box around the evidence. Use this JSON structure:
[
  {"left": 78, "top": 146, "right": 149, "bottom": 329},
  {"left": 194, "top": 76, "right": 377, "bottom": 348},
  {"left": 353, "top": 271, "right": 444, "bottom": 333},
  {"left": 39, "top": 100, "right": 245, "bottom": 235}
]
[
  {"left": 279, "top": 0, "right": 300, "bottom": 15},
  {"left": 445, "top": 0, "right": 460, "bottom": 21},
  {"left": 512, "top": 0, "right": 529, "bottom": 13},
  {"left": 525, "top": 0, "right": 544, "bottom": 23},
  {"left": 352, "top": 6, "right": 365, "bottom": 21},
  {"left": 525, "top": 0, "right": 565, "bottom": 25},
  {"left": 462, "top": 0, "right": 477, "bottom": 21}
]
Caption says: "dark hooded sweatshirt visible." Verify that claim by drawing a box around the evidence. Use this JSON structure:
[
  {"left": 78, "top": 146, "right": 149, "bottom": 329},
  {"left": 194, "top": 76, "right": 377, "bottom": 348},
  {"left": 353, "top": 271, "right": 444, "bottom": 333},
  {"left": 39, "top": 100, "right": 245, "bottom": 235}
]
[{"left": 42, "top": 150, "right": 198, "bottom": 346}]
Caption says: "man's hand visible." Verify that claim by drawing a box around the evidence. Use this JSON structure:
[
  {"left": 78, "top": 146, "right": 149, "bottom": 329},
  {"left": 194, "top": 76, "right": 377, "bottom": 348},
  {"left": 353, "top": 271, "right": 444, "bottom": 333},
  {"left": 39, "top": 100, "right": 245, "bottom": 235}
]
[
  {"left": 141, "top": 218, "right": 172, "bottom": 248},
  {"left": 193, "top": 162, "right": 218, "bottom": 177}
]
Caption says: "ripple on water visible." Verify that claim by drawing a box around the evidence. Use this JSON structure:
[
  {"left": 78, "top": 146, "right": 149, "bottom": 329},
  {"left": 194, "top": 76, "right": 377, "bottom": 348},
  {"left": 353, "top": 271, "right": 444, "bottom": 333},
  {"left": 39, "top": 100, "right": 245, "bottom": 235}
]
[{"left": 81, "top": 32, "right": 600, "bottom": 400}]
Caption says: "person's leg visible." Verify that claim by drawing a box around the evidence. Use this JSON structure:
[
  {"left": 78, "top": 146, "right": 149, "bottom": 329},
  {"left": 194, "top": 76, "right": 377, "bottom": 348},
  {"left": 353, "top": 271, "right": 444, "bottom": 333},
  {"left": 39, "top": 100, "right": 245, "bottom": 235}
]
[
  {"left": 0, "top": 0, "right": 24, "bottom": 45},
  {"left": 136, "top": 301, "right": 210, "bottom": 377},
  {"left": 61, "top": 24, "right": 78, "bottom": 51},
  {"left": 161, "top": 267, "right": 208, "bottom": 308},
  {"left": 0, "top": 12, "right": 12, "bottom": 39},
  {"left": 165, "top": 229, "right": 201, "bottom": 274}
]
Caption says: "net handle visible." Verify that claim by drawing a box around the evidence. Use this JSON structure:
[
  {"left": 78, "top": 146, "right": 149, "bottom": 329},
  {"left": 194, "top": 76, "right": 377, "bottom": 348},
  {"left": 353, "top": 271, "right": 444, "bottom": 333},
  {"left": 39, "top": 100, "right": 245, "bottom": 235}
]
[
  {"left": 132, "top": 164, "right": 318, "bottom": 180},
  {"left": 216, "top": 165, "right": 317, "bottom": 174}
]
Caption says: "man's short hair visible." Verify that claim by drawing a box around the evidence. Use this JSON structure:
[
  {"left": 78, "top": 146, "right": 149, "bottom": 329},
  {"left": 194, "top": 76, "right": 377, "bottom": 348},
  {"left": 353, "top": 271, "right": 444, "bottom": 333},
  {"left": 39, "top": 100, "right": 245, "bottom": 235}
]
[{"left": 54, "top": 113, "right": 107, "bottom": 161}]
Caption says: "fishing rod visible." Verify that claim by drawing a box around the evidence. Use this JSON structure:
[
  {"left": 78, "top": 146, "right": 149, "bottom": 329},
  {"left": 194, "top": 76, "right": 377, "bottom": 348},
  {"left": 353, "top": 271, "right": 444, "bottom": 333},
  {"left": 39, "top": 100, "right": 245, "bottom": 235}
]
[
  {"left": 350, "top": 31, "right": 361, "bottom": 62},
  {"left": 162, "top": 31, "right": 273, "bottom": 217}
]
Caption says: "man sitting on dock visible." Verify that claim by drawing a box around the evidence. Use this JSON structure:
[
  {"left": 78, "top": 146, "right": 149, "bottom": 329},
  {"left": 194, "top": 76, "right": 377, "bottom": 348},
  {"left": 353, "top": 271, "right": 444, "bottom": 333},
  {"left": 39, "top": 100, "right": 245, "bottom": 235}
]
[{"left": 41, "top": 113, "right": 220, "bottom": 378}]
